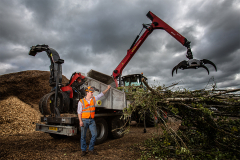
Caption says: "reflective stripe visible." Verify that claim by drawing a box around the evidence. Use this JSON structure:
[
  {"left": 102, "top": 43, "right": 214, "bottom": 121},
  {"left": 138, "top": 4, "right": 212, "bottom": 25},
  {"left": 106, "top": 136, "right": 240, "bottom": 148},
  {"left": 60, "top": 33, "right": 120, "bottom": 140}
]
[
  {"left": 81, "top": 98, "right": 85, "bottom": 108},
  {"left": 81, "top": 97, "right": 96, "bottom": 119},
  {"left": 93, "top": 97, "right": 96, "bottom": 106},
  {"left": 83, "top": 105, "right": 95, "bottom": 110},
  {"left": 81, "top": 98, "right": 95, "bottom": 108},
  {"left": 82, "top": 110, "right": 95, "bottom": 113}
]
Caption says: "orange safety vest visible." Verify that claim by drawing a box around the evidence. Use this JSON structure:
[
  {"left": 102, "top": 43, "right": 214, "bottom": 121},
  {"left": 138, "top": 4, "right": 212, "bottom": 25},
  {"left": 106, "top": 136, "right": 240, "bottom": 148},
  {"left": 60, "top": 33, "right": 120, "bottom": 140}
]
[{"left": 80, "top": 97, "right": 96, "bottom": 119}]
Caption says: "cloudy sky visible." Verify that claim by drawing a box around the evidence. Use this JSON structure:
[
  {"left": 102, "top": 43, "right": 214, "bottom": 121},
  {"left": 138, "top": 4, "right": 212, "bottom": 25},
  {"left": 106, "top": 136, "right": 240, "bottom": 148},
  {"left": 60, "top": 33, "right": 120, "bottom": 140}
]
[{"left": 0, "top": 0, "right": 239, "bottom": 90}]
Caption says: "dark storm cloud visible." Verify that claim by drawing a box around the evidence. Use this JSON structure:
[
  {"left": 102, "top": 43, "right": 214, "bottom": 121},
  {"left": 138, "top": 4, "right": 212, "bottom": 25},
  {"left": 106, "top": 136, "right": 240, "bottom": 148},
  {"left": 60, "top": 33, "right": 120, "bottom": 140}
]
[
  {"left": 0, "top": 1, "right": 30, "bottom": 45},
  {"left": 187, "top": 0, "right": 240, "bottom": 58},
  {"left": 186, "top": 0, "right": 240, "bottom": 90},
  {"left": 0, "top": 0, "right": 239, "bottom": 90},
  {"left": 22, "top": 0, "right": 56, "bottom": 27}
]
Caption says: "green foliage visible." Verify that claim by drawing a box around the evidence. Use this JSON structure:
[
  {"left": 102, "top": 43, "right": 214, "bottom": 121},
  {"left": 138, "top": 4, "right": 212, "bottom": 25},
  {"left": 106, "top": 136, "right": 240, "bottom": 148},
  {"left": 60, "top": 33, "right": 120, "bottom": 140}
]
[{"left": 123, "top": 84, "right": 240, "bottom": 159}]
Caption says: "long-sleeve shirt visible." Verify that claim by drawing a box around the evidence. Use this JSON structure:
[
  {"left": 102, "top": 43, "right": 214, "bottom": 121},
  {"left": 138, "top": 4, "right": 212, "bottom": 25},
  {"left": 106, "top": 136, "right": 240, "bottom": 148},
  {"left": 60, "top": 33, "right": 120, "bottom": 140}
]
[{"left": 77, "top": 92, "right": 104, "bottom": 114}]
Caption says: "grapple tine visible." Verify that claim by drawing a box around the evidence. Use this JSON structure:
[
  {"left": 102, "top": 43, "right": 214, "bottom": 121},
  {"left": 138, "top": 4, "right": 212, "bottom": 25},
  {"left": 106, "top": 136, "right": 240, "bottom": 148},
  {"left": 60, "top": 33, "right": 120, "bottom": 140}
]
[
  {"left": 202, "top": 59, "right": 217, "bottom": 71},
  {"left": 201, "top": 65, "right": 210, "bottom": 75},
  {"left": 172, "top": 66, "right": 176, "bottom": 76},
  {"left": 172, "top": 59, "right": 217, "bottom": 76},
  {"left": 177, "top": 60, "right": 188, "bottom": 69},
  {"left": 172, "top": 60, "right": 188, "bottom": 76}
]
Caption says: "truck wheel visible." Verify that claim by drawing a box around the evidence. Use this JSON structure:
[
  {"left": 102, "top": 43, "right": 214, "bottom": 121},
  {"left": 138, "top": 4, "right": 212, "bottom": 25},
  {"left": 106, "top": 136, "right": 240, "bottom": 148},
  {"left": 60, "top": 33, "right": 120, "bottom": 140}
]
[
  {"left": 39, "top": 92, "right": 55, "bottom": 115},
  {"left": 86, "top": 118, "right": 108, "bottom": 145},
  {"left": 49, "top": 133, "right": 67, "bottom": 139},
  {"left": 72, "top": 98, "right": 79, "bottom": 114},
  {"left": 39, "top": 93, "right": 50, "bottom": 115},
  {"left": 110, "top": 116, "right": 125, "bottom": 139},
  {"left": 159, "top": 110, "right": 168, "bottom": 123},
  {"left": 61, "top": 92, "right": 70, "bottom": 113},
  {"left": 50, "top": 92, "right": 65, "bottom": 113},
  {"left": 145, "top": 110, "right": 158, "bottom": 127}
]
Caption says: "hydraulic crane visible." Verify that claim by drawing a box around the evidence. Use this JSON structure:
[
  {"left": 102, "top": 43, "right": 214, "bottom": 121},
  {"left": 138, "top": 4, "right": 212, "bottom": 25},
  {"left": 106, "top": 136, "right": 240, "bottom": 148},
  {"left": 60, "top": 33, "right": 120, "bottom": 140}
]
[{"left": 112, "top": 11, "right": 217, "bottom": 87}]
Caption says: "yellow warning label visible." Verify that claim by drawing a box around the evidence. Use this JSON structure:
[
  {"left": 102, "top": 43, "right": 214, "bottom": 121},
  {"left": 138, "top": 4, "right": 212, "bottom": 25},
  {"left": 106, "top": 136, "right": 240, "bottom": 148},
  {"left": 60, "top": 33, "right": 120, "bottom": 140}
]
[
  {"left": 97, "top": 100, "right": 102, "bottom": 106},
  {"left": 131, "top": 40, "right": 141, "bottom": 52},
  {"left": 132, "top": 46, "right": 137, "bottom": 52}
]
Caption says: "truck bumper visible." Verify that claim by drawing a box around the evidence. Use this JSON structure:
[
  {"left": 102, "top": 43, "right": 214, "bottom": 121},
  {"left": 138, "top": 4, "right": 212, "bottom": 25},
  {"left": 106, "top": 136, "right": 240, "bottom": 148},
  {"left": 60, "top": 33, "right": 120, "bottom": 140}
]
[{"left": 35, "top": 123, "right": 77, "bottom": 136}]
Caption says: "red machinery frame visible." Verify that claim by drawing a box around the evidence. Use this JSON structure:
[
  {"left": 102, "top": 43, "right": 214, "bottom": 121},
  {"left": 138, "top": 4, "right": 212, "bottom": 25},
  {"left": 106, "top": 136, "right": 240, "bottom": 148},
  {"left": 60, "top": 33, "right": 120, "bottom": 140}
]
[{"left": 112, "top": 11, "right": 191, "bottom": 87}]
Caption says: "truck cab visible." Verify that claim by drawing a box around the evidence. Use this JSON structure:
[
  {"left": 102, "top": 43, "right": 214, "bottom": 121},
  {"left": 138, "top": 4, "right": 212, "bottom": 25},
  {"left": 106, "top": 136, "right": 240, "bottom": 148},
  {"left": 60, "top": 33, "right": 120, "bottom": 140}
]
[{"left": 121, "top": 73, "right": 148, "bottom": 88}]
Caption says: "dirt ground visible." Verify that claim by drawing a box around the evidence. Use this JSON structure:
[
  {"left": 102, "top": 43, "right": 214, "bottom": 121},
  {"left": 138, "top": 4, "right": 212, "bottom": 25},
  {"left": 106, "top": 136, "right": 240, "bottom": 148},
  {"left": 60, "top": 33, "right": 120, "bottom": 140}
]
[
  {"left": 0, "top": 70, "right": 181, "bottom": 159},
  {"left": 0, "top": 121, "right": 180, "bottom": 160}
]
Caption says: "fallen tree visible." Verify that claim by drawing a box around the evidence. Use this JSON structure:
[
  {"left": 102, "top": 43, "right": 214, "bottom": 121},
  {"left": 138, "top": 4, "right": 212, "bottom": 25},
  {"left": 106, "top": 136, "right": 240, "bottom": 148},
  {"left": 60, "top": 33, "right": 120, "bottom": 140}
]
[{"left": 124, "top": 79, "right": 240, "bottom": 159}]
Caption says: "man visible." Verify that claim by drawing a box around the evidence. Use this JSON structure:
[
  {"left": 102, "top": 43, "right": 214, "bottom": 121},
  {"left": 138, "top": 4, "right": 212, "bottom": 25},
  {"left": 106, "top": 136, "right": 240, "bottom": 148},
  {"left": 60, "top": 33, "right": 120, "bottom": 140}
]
[{"left": 77, "top": 85, "right": 111, "bottom": 156}]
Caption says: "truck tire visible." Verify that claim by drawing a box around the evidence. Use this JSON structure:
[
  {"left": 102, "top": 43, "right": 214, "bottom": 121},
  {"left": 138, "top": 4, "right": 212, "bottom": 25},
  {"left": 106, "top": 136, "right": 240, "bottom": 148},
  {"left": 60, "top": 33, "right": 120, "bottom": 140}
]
[
  {"left": 39, "top": 93, "right": 50, "bottom": 115},
  {"left": 159, "top": 110, "right": 168, "bottom": 123},
  {"left": 86, "top": 118, "right": 108, "bottom": 145},
  {"left": 39, "top": 92, "right": 55, "bottom": 115},
  {"left": 72, "top": 98, "right": 79, "bottom": 114},
  {"left": 49, "top": 133, "right": 67, "bottom": 139},
  {"left": 145, "top": 110, "right": 158, "bottom": 127},
  {"left": 110, "top": 116, "right": 125, "bottom": 139},
  {"left": 60, "top": 92, "right": 70, "bottom": 113},
  {"left": 50, "top": 92, "right": 67, "bottom": 113}
]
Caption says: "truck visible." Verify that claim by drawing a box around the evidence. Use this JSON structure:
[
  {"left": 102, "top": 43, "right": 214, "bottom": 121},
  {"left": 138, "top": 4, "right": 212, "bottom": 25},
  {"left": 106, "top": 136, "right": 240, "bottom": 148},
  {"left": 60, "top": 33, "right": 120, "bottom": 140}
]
[
  {"left": 34, "top": 61, "right": 126, "bottom": 144},
  {"left": 31, "top": 11, "right": 217, "bottom": 144},
  {"left": 28, "top": 43, "right": 127, "bottom": 144}
]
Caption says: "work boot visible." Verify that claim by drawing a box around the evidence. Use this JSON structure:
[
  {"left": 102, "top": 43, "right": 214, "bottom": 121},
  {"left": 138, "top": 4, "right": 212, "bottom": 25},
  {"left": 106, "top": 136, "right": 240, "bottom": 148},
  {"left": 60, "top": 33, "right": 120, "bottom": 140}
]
[
  {"left": 89, "top": 150, "right": 98, "bottom": 155},
  {"left": 81, "top": 151, "right": 87, "bottom": 157}
]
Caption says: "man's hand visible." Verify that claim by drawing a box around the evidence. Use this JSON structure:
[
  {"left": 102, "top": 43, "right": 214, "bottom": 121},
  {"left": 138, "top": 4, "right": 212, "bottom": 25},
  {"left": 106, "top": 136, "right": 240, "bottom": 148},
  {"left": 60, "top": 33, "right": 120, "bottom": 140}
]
[
  {"left": 103, "top": 85, "right": 111, "bottom": 95},
  {"left": 80, "top": 121, "right": 84, "bottom": 127},
  {"left": 78, "top": 114, "right": 83, "bottom": 127}
]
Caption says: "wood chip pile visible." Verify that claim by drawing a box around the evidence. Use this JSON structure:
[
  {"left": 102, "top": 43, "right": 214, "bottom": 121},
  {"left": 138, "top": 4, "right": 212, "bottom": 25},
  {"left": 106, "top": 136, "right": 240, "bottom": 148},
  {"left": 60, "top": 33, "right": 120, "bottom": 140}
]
[
  {"left": 0, "top": 96, "right": 41, "bottom": 135},
  {"left": 0, "top": 70, "right": 69, "bottom": 111},
  {"left": 0, "top": 70, "right": 69, "bottom": 136}
]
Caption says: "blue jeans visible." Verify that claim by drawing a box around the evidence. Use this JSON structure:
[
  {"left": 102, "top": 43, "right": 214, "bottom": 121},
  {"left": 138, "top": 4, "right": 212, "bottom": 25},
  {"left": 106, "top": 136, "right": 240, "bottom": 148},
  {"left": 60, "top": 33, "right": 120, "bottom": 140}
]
[{"left": 81, "top": 118, "right": 97, "bottom": 151}]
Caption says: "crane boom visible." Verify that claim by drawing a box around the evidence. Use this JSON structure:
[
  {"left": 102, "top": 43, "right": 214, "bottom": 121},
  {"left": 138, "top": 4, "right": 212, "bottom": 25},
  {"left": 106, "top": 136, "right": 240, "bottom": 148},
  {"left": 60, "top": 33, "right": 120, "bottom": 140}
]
[
  {"left": 112, "top": 26, "right": 153, "bottom": 87},
  {"left": 112, "top": 11, "right": 217, "bottom": 87},
  {"left": 112, "top": 11, "right": 189, "bottom": 87}
]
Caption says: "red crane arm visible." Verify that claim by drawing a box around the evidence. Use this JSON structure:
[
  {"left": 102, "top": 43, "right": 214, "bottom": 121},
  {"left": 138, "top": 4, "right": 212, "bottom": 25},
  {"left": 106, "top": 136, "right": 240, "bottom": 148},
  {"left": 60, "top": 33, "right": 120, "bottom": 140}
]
[
  {"left": 147, "top": 11, "right": 189, "bottom": 47},
  {"left": 112, "top": 27, "right": 153, "bottom": 87},
  {"left": 112, "top": 11, "right": 190, "bottom": 87}
]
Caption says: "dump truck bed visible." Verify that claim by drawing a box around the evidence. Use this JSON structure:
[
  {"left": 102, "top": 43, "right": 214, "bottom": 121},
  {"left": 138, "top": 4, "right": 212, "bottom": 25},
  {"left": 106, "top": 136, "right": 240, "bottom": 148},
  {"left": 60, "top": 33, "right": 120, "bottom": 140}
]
[
  {"left": 87, "top": 69, "right": 115, "bottom": 85},
  {"left": 85, "top": 72, "right": 126, "bottom": 110}
]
